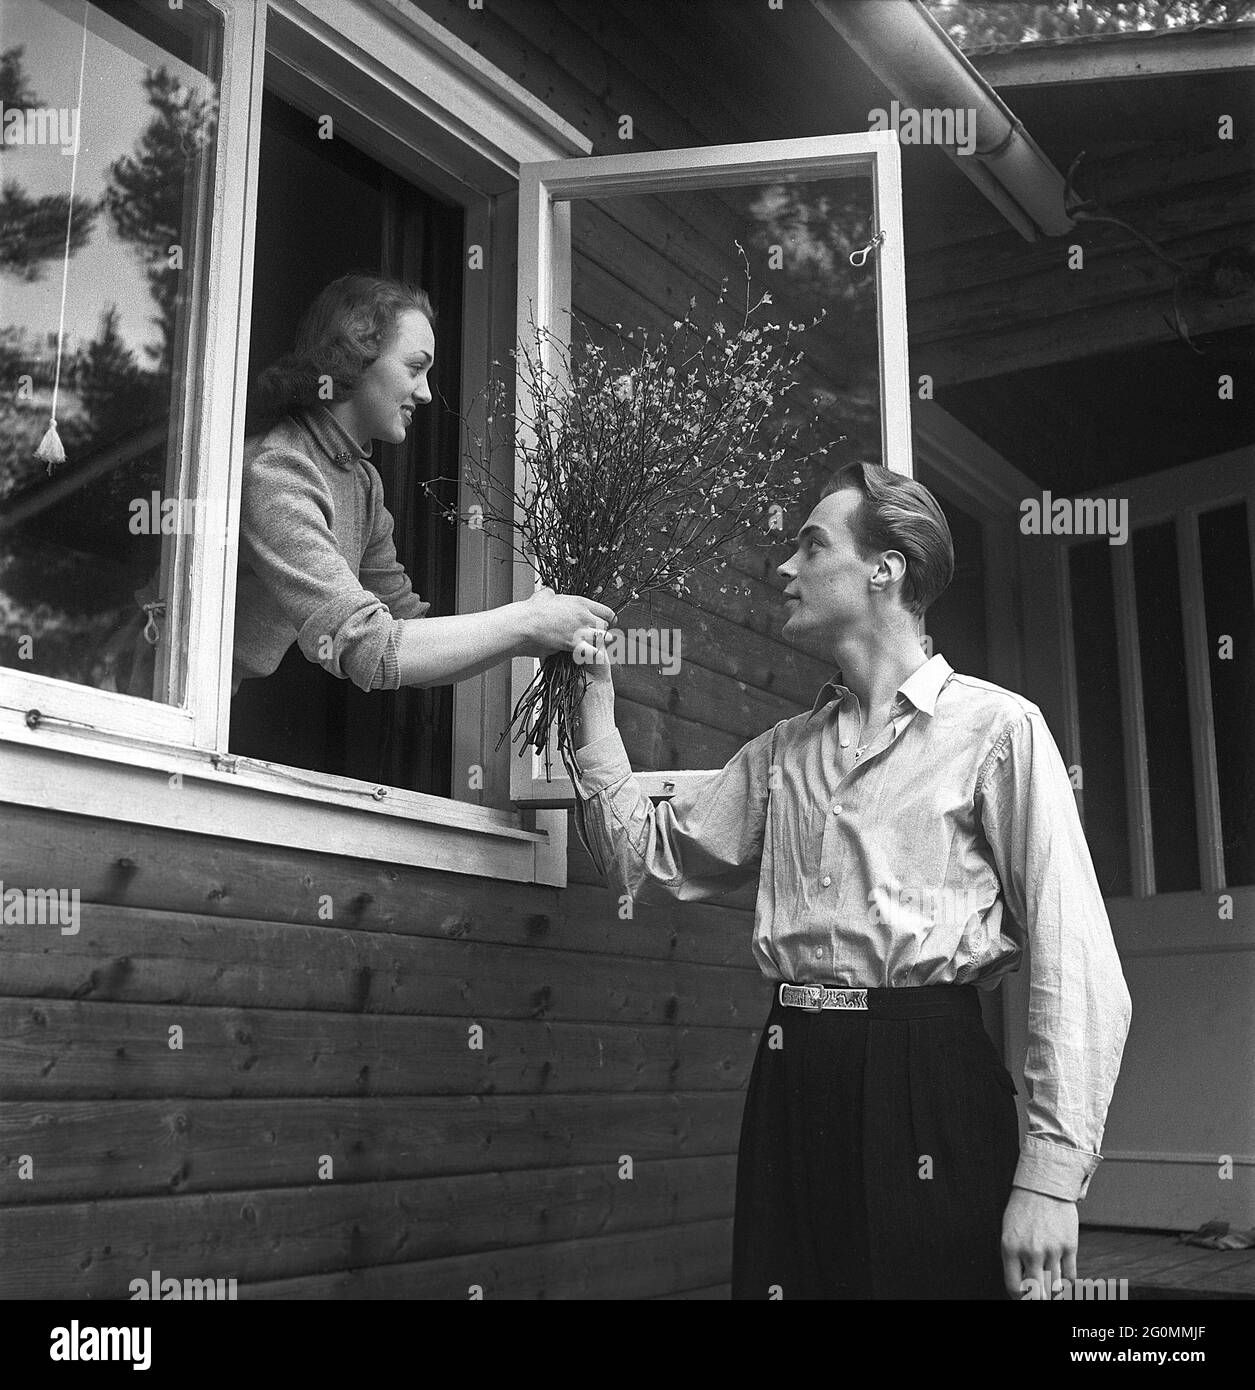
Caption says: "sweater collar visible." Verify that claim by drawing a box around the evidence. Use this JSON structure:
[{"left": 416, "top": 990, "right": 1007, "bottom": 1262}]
[{"left": 296, "top": 404, "right": 373, "bottom": 468}]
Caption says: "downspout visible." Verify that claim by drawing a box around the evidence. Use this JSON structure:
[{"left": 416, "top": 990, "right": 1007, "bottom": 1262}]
[{"left": 811, "top": 0, "right": 1075, "bottom": 241}]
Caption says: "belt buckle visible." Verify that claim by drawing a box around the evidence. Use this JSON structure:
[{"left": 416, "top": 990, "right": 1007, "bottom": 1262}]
[{"left": 779, "top": 983, "right": 868, "bottom": 1011}]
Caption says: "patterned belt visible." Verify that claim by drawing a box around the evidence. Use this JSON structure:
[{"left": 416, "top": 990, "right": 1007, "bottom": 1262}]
[{"left": 778, "top": 982, "right": 868, "bottom": 1011}]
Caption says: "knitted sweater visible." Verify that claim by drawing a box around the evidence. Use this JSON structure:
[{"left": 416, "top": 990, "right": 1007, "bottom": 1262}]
[{"left": 231, "top": 406, "right": 430, "bottom": 694}]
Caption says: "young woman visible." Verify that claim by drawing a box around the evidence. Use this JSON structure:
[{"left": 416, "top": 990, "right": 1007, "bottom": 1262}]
[{"left": 232, "top": 273, "right": 612, "bottom": 696}]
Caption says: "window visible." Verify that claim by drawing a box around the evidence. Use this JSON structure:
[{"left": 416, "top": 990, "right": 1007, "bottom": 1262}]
[
  {"left": 1, "top": 0, "right": 587, "bottom": 884},
  {"left": 510, "top": 133, "right": 911, "bottom": 807},
  {"left": 1, "top": 0, "right": 223, "bottom": 722},
  {"left": 226, "top": 86, "right": 462, "bottom": 796},
  {"left": 1062, "top": 452, "right": 1255, "bottom": 896}
]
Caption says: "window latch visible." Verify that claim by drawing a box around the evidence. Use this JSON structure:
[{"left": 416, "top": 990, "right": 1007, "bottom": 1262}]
[
  {"left": 142, "top": 601, "right": 166, "bottom": 646},
  {"left": 849, "top": 229, "right": 886, "bottom": 268}
]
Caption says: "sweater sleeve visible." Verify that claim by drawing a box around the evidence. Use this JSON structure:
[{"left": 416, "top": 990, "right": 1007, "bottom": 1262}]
[
  {"left": 238, "top": 445, "right": 406, "bottom": 692},
  {"left": 360, "top": 464, "right": 432, "bottom": 622}
]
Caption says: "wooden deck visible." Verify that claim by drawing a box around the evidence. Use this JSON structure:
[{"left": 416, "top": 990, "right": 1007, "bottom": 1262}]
[{"left": 1080, "top": 1227, "right": 1255, "bottom": 1299}]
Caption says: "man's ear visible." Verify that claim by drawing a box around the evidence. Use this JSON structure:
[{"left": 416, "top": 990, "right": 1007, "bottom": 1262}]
[{"left": 870, "top": 549, "right": 908, "bottom": 593}]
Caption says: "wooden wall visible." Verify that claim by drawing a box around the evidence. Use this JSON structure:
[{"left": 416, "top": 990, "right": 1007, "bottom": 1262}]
[{"left": 0, "top": 802, "right": 769, "bottom": 1298}]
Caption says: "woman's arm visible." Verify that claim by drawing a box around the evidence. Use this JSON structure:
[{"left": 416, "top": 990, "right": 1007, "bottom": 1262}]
[{"left": 395, "top": 588, "right": 615, "bottom": 689}]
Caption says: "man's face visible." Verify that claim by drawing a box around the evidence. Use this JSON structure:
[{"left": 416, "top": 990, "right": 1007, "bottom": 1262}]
[
  {"left": 776, "top": 489, "right": 878, "bottom": 642},
  {"left": 351, "top": 308, "right": 435, "bottom": 444}
]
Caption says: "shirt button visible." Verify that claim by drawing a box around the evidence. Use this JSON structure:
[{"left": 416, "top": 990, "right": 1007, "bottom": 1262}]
[
  {"left": 821, "top": 875, "right": 832, "bottom": 887},
  {"left": 839, "top": 739, "right": 850, "bottom": 748},
  {"left": 814, "top": 947, "right": 823, "bottom": 959},
  {"left": 832, "top": 804, "right": 842, "bottom": 815}
]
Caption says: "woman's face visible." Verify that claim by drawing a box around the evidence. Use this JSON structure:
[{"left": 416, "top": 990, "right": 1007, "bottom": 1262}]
[{"left": 348, "top": 308, "right": 436, "bottom": 445}]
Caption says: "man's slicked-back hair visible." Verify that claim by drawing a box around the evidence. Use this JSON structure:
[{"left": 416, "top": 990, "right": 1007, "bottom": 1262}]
[
  {"left": 821, "top": 462, "right": 954, "bottom": 616},
  {"left": 254, "top": 274, "right": 435, "bottom": 416}
]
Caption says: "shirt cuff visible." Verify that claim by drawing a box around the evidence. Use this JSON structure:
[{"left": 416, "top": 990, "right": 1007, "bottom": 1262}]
[
  {"left": 568, "top": 727, "right": 633, "bottom": 795},
  {"left": 1013, "top": 1134, "right": 1102, "bottom": 1202}
]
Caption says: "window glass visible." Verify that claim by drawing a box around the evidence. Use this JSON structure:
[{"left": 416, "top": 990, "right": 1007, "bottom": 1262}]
[
  {"left": 1068, "top": 537, "right": 1131, "bottom": 896},
  {"left": 0, "top": 0, "right": 221, "bottom": 704},
  {"left": 1199, "top": 501, "right": 1255, "bottom": 887},
  {"left": 1133, "top": 520, "right": 1200, "bottom": 892},
  {"left": 564, "top": 176, "right": 881, "bottom": 771}
]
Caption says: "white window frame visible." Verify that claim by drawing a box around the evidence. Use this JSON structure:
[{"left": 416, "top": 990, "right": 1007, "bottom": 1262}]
[
  {"left": 1053, "top": 447, "right": 1255, "bottom": 899},
  {"left": 509, "top": 130, "right": 911, "bottom": 807},
  {"left": 0, "top": 0, "right": 591, "bottom": 886}
]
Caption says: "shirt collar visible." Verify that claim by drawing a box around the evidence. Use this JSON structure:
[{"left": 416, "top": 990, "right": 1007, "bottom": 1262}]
[
  {"left": 809, "top": 653, "right": 954, "bottom": 721},
  {"left": 296, "top": 404, "right": 373, "bottom": 468}
]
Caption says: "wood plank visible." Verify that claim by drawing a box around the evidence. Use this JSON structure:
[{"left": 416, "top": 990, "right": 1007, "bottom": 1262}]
[
  {"left": 0, "top": 1156, "right": 736, "bottom": 1299},
  {"left": 616, "top": 585, "right": 832, "bottom": 705},
  {"left": 412, "top": 0, "right": 666, "bottom": 155},
  {"left": 916, "top": 283, "right": 1255, "bottom": 387},
  {"left": 236, "top": 1217, "right": 733, "bottom": 1299},
  {"left": 0, "top": 903, "right": 765, "bottom": 1027},
  {"left": 911, "top": 161, "right": 1253, "bottom": 303},
  {"left": 618, "top": 696, "right": 746, "bottom": 772},
  {"left": 563, "top": 812, "right": 762, "bottom": 918},
  {"left": 1078, "top": 1226, "right": 1169, "bottom": 1262},
  {"left": 0, "top": 805, "right": 760, "bottom": 967},
  {"left": 0, "top": 1092, "right": 745, "bottom": 1202},
  {"left": 912, "top": 215, "right": 1253, "bottom": 344},
  {"left": 550, "top": 0, "right": 755, "bottom": 147},
  {"left": 1166, "top": 1254, "right": 1255, "bottom": 1295},
  {"left": 0, "top": 998, "right": 760, "bottom": 1099}
]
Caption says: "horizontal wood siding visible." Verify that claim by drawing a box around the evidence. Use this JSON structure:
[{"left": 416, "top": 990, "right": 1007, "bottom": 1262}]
[{"left": 0, "top": 805, "right": 765, "bottom": 1298}]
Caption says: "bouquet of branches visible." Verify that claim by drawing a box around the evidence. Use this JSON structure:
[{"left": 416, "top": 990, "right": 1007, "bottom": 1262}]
[{"left": 428, "top": 248, "right": 835, "bottom": 779}]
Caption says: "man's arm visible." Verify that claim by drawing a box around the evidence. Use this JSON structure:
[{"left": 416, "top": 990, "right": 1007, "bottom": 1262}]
[
  {"left": 977, "top": 706, "right": 1133, "bottom": 1295},
  {"left": 568, "top": 645, "right": 773, "bottom": 906}
]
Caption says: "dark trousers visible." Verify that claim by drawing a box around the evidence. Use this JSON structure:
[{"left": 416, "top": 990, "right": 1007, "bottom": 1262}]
[{"left": 731, "top": 984, "right": 1020, "bottom": 1300}]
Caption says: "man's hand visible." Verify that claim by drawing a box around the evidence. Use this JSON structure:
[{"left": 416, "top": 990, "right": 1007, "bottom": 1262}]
[
  {"left": 1001, "top": 1186, "right": 1078, "bottom": 1299},
  {"left": 573, "top": 624, "right": 615, "bottom": 684}
]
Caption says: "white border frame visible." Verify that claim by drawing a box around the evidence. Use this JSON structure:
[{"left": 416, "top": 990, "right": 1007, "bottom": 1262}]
[{"left": 510, "top": 130, "right": 911, "bottom": 806}]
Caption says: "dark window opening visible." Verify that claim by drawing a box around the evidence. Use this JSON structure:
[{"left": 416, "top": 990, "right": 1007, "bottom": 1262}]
[{"left": 227, "top": 87, "right": 461, "bottom": 797}]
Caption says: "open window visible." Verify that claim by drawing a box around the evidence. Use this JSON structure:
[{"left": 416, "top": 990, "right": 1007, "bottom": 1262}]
[
  {"left": 507, "top": 132, "right": 911, "bottom": 807},
  {"left": 0, "top": 0, "right": 251, "bottom": 748}
]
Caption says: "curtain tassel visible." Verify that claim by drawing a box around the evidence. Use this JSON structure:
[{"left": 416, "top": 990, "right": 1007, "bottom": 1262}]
[{"left": 36, "top": 419, "right": 67, "bottom": 473}]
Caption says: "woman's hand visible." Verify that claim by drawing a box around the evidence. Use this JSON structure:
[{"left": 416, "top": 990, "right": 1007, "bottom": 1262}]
[{"left": 518, "top": 586, "right": 615, "bottom": 659}]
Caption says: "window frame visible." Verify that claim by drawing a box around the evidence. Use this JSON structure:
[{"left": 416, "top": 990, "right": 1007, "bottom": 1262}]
[
  {"left": 0, "top": 0, "right": 591, "bottom": 886},
  {"left": 1054, "top": 447, "right": 1255, "bottom": 900},
  {"left": 508, "top": 131, "right": 912, "bottom": 807}
]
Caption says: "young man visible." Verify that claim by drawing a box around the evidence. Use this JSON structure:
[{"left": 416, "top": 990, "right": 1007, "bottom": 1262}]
[{"left": 567, "top": 461, "right": 1132, "bottom": 1300}]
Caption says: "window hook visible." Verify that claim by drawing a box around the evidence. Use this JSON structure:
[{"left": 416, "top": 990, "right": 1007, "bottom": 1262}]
[
  {"left": 142, "top": 601, "right": 166, "bottom": 646},
  {"left": 849, "top": 230, "right": 886, "bottom": 268}
]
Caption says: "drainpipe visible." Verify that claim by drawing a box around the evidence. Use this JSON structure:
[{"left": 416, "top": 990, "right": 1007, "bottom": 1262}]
[{"left": 811, "top": 0, "right": 1075, "bottom": 241}]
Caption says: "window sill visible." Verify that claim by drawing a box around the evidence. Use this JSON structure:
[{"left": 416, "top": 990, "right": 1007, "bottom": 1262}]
[{"left": 0, "top": 708, "right": 566, "bottom": 886}]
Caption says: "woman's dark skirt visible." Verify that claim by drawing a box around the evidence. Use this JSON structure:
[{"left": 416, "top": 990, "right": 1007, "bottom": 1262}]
[{"left": 731, "top": 983, "right": 1020, "bottom": 1300}]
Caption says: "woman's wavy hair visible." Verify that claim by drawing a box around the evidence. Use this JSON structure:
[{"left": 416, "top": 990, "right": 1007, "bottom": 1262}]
[
  {"left": 254, "top": 274, "right": 435, "bottom": 416},
  {"left": 821, "top": 462, "right": 954, "bottom": 616}
]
